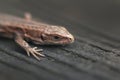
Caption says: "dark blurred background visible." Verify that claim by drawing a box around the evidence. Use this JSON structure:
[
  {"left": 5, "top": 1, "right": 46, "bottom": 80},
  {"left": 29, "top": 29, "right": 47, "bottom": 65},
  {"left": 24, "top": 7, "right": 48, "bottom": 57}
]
[{"left": 0, "top": 0, "right": 120, "bottom": 36}]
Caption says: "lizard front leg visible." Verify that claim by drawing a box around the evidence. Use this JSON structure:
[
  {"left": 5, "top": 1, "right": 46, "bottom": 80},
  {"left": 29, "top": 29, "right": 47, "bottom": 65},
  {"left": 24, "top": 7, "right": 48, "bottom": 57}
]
[{"left": 15, "top": 33, "right": 44, "bottom": 60}]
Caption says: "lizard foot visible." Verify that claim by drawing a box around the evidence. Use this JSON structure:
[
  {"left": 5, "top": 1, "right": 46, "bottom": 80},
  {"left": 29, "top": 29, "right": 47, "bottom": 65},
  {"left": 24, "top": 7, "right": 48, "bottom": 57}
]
[{"left": 26, "top": 47, "right": 45, "bottom": 60}]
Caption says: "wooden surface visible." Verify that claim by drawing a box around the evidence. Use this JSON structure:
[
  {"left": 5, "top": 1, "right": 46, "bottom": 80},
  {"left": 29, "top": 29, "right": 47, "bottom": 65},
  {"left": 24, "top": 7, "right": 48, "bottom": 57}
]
[{"left": 0, "top": 0, "right": 120, "bottom": 80}]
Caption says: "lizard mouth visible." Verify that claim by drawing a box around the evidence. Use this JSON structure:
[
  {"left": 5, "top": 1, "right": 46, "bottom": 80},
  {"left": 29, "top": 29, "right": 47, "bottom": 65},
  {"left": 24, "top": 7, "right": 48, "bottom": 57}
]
[
  {"left": 60, "top": 36, "right": 74, "bottom": 44},
  {"left": 52, "top": 38, "right": 74, "bottom": 45}
]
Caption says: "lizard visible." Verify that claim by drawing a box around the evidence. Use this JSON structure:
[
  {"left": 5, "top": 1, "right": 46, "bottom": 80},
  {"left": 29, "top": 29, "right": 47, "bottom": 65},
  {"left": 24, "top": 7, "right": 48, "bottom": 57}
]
[{"left": 0, "top": 13, "right": 74, "bottom": 60}]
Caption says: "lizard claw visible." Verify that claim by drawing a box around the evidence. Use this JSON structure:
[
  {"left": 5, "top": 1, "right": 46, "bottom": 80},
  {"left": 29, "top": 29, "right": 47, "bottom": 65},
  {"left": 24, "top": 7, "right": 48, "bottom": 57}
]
[{"left": 26, "top": 47, "right": 44, "bottom": 60}]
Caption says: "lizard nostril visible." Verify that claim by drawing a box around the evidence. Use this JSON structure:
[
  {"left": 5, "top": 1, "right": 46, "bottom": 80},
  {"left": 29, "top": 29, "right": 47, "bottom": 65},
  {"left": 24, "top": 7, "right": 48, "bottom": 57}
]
[{"left": 69, "top": 37, "right": 74, "bottom": 43}]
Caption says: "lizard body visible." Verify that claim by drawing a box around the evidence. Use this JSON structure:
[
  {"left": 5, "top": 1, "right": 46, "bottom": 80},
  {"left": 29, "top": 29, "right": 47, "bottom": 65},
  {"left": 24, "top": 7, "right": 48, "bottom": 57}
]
[{"left": 0, "top": 13, "right": 74, "bottom": 60}]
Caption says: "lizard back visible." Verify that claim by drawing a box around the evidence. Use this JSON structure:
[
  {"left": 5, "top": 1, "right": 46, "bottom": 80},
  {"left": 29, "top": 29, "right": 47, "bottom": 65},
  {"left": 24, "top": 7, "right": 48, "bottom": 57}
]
[{"left": 0, "top": 13, "right": 49, "bottom": 31}]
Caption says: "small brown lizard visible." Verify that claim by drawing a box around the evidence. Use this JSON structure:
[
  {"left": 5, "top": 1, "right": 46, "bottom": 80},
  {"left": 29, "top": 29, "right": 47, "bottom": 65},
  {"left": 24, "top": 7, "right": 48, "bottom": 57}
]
[{"left": 0, "top": 13, "right": 74, "bottom": 60}]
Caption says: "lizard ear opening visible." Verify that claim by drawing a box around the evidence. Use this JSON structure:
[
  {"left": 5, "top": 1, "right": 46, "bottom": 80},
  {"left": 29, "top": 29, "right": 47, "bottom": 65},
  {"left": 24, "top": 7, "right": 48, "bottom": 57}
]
[
  {"left": 41, "top": 34, "right": 44, "bottom": 41},
  {"left": 41, "top": 34, "right": 47, "bottom": 41}
]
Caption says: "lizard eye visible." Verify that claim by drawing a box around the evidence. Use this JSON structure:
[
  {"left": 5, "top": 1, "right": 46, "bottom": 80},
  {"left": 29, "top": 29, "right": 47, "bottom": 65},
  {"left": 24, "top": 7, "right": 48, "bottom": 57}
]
[{"left": 53, "top": 36, "right": 60, "bottom": 40}]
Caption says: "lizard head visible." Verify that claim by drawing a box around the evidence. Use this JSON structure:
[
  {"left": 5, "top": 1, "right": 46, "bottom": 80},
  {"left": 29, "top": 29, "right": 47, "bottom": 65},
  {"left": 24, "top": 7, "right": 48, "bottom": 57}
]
[{"left": 37, "top": 26, "right": 74, "bottom": 45}]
